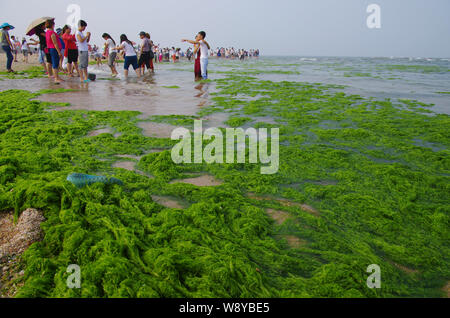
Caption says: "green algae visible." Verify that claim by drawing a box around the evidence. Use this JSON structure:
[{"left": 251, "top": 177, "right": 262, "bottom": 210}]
[
  {"left": 97, "top": 78, "right": 121, "bottom": 81},
  {"left": 379, "top": 64, "right": 449, "bottom": 74},
  {"left": 0, "top": 64, "right": 449, "bottom": 299},
  {"left": 343, "top": 72, "right": 374, "bottom": 78},
  {"left": 162, "top": 85, "right": 181, "bottom": 89},
  {"left": 0, "top": 66, "right": 47, "bottom": 79},
  {"left": 224, "top": 116, "right": 253, "bottom": 127}
]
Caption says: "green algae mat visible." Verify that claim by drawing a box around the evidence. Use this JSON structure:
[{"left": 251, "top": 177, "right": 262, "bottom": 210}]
[{"left": 0, "top": 72, "right": 449, "bottom": 297}]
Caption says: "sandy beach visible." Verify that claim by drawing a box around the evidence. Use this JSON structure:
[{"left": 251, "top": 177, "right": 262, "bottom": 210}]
[{"left": 0, "top": 50, "right": 41, "bottom": 72}]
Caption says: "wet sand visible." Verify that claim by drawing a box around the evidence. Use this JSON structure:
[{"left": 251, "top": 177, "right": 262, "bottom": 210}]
[
  {"left": 138, "top": 122, "right": 179, "bottom": 139},
  {"left": 170, "top": 175, "right": 223, "bottom": 187},
  {"left": 151, "top": 195, "right": 185, "bottom": 209}
]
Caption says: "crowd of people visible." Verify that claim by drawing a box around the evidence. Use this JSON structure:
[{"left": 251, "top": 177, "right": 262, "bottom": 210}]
[
  {"left": 213, "top": 47, "right": 260, "bottom": 60},
  {"left": 151, "top": 46, "right": 259, "bottom": 63},
  {"left": 1, "top": 19, "right": 260, "bottom": 83}
]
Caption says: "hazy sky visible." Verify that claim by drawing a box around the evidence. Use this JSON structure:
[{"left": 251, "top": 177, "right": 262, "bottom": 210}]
[{"left": 1, "top": 0, "right": 449, "bottom": 57}]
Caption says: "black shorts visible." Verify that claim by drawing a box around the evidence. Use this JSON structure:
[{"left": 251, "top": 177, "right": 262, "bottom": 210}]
[
  {"left": 138, "top": 51, "right": 151, "bottom": 68},
  {"left": 45, "top": 53, "right": 52, "bottom": 64},
  {"left": 68, "top": 49, "right": 79, "bottom": 64}
]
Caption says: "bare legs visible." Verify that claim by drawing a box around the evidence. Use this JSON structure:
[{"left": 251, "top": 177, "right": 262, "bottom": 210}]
[
  {"left": 53, "top": 67, "right": 62, "bottom": 84},
  {"left": 68, "top": 63, "right": 80, "bottom": 77},
  {"left": 80, "top": 68, "right": 88, "bottom": 82},
  {"left": 123, "top": 67, "right": 141, "bottom": 79},
  {"left": 47, "top": 63, "right": 53, "bottom": 78},
  {"left": 109, "top": 64, "right": 118, "bottom": 77}
]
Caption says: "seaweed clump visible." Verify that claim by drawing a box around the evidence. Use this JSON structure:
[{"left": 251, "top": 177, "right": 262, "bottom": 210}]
[{"left": 0, "top": 62, "right": 449, "bottom": 298}]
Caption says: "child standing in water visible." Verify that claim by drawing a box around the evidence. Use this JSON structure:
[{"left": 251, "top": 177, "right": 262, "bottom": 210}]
[
  {"left": 182, "top": 31, "right": 210, "bottom": 80},
  {"left": 76, "top": 20, "right": 91, "bottom": 83},
  {"left": 115, "top": 34, "right": 141, "bottom": 79},
  {"left": 102, "top": 33, "right": 118, "bottom": 77}
]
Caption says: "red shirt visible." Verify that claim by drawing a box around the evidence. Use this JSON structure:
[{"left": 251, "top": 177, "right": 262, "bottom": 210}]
[
  {"left": 45, "top": 29, "right": 61, "bottom": 50},
  {"left": 62, "top": 34, "right": 77, "bottom": 50},
  {"left": 62, "top": 33, "right": 77, "bottom": 57}
]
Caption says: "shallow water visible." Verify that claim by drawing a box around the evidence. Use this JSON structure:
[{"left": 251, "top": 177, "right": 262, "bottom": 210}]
[
  {"left": 0, "top": 63, "right": 213, "bottom": 117},
  {"left": 258, "top": 56, "right": 450, "bottom": 115},
  {"left": 0, "top": 56, "right": 448, "bottom": 119}
]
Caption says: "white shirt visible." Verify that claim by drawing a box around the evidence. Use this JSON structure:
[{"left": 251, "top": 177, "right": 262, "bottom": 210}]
[
  {"left": 199, "top": 40, "right": 209, "bottom": 59},
  {"left": 106, "top": 39, "right": 117, "bottom": 53},
  {"left": 76, "top": 30, "right": 89, "bottom": 52},
  {"left": 121, "top": 41, "right": 136, "bottom": 56}
]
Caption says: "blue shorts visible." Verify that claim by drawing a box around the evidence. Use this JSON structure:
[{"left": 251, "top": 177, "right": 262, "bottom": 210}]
[
  {"left": 49, "top": 48, "right": 60, "bottom": 69},
  {"left": 124, "top": 55, "right": 138, "bottom": 70}
]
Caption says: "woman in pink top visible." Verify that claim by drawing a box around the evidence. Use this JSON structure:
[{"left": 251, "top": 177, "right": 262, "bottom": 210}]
[{"left": 45, "top": 19, "right": 63, "bottom": 84}]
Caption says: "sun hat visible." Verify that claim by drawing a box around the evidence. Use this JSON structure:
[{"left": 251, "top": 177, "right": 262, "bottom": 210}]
[{"left": 0, "top": 23, "right": 15, "bottom": 30}]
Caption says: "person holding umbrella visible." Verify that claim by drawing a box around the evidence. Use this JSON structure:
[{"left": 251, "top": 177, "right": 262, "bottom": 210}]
[
  {"left": 27, "top": 17, "right": 54, "bottom": 77},
  {"left": 45, "top": 19, "right": 63, "bottom": 84},
  {"left": 0, "top": 23, "right": 15, "bottom": 73}
]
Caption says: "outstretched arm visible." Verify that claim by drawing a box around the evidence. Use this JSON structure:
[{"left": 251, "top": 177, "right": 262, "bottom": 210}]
[
  {"left": 182, "top": 39, "right": 198, "bottom": 45},
  {"left": 115, "top": 43, "right": 125, "bottom": 51},
  {"left": 182, "top": 39, "right": 211, "bottom": 50}
]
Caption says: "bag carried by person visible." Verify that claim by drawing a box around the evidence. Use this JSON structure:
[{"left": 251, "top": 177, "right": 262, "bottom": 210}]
[{"left": 62, "top": 57, "right": 68, "bottom": 70}]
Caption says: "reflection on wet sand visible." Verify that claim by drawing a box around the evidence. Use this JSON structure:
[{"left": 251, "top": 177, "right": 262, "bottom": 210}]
[
  {"left": 195, "top": 82, "right": 211, "bottom": 107},
  {"left": 22, "top": 67, "right": 216, "bottom": 118}
]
